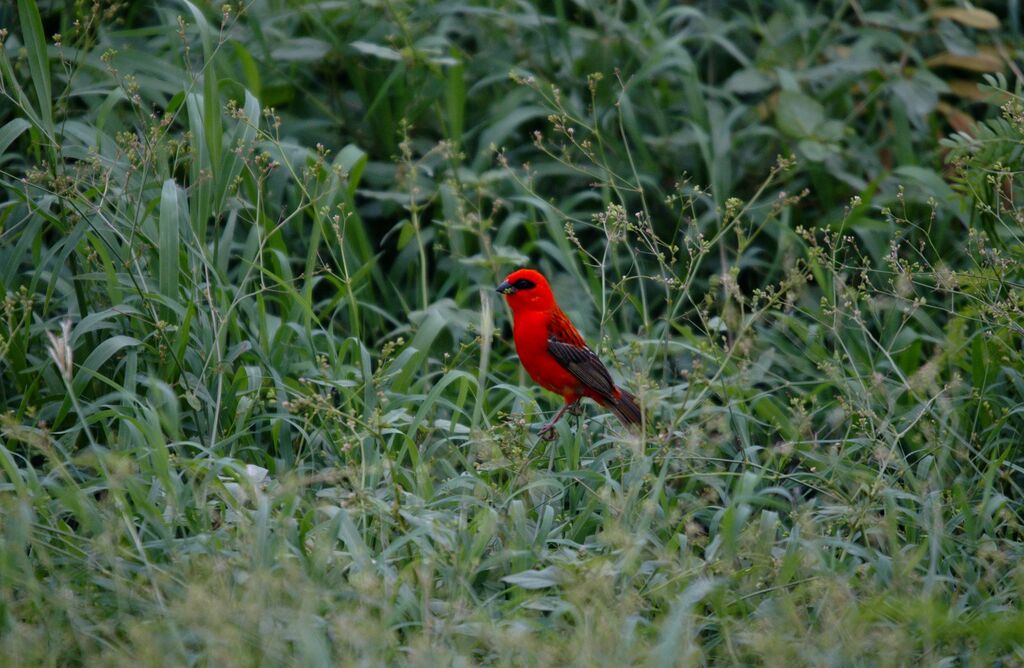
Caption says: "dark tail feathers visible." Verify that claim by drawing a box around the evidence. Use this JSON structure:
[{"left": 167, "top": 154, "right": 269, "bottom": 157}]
[{"left": 606, "top": 387, "right": 642, "bottom": 428}]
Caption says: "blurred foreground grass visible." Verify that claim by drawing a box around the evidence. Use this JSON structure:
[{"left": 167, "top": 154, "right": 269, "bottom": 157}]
[{"left": 1, "top": 0, "right": 1023, "bottom": 664}]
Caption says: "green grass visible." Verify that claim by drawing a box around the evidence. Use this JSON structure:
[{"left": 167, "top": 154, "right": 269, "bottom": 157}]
[{"left": 1, "top": 0, "right": 1023, "bottom": 665}]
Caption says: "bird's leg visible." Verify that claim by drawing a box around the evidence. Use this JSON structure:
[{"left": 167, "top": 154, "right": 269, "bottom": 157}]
[
  {"left": 568, "top": 399, "right": 583, "bottom": 433},
  {"left": 538, "top": 400, "right": 578, "bottom": 441}
]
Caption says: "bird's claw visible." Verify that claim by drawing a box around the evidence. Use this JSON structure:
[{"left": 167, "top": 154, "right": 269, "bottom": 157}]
[
  {"left": 538, "top": 424, "right": 558, "bottom": 441},
  {"left": 567, "top": 402, "right": 583, "bottom": 417}
]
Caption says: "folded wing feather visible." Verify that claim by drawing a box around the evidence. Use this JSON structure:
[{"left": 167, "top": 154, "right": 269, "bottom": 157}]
[{"left": 546, "top": 336, "right": 617, "bottom": 403}]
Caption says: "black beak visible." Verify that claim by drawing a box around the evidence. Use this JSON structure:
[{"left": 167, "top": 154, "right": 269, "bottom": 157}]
[{"left": 496, "top": 280, "right": 516, "bottom": 295}]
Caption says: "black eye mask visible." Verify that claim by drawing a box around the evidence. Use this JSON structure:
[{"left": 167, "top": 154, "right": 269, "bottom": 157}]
[{"left": 497, "top": 277, "right": 538, "bottom": 294}]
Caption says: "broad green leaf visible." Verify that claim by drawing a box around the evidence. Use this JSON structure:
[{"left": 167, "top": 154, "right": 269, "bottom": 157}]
[
  {"left": 185, "top": 93, "right": 214, "bottom": 240},
  {"left": 350, "top": 40, "right": 402, "bottom": 61},
  {"left": 72, "top": 335, "right": 142, "bottom": 394},
  {"left": 724, "top": 69, "right": 774, "bottom": 94},
  {"left": 181, "top": 0, "right": 214, "bottom": 56},
  {"left": 396, "top": 220, "right": 416, "bottom": 250},
  {"left": 272, "top": 37, "right": 332, "bottom": 62},
  {"left": 230, "top": 40, "right": 262, "bottom": 97},
  {"left": 217, "top": 89, "right": 260, "bottom": 212},
  {"left": 890, "top": 73, "right": 946, "bottom": 119},
  {"left": 894, "top": 166, "right": 958, "bottom": 203},
  {"left": 502, "top": 567, "right": 565, "bottom": 589},
  {"left": 460, "top": 245, "right": 529, "bottom": 268},
  {"left": 797, "top": 139, "right": 834, "bottom": 162},
  {"left": 0, "top": 118, "right": 31, "bottom": 159},
  {"left": 775, "top": 90, "right": 825, "bottom": 138},
  {"left": 159, "top": 179, "right": 186, "bottom": 306},
  {"left": 446, "top": 50, "right": 466, "bottom": 143},
  {"left": 17, "top": 0, "right": 53, "bottom": 134},
  {"left": 335, "top": 144, "right": 367, "bottom": 198}
]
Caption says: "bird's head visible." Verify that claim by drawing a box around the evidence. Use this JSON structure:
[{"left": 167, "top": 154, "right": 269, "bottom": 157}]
[{"left": 496, "top": 268, "right": 556, "bottom": 313}]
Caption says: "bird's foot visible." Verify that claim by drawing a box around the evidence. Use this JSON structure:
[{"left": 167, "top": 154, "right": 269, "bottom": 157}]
[
  {"left": 537, "top": 423, "right": 559, "bottom": 441},
  {"left": 567, "top": 401, "right": 584, "bottom": 417},
  {"left": 537, "top": 401, "right": 579, "bottom": 441}
]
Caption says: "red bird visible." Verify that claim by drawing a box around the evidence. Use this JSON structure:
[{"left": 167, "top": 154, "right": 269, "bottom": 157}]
[{"left": 497, "top": 268, "right": 641, "bottom": 439}]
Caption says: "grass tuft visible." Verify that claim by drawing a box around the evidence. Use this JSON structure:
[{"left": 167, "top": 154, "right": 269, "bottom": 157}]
[{"left": 1, "top": 0, "right": 1023, "bottom": 664}]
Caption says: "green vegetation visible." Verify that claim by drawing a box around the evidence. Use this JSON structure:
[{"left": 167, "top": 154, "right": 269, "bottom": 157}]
[{"left": 1, "top": 0, "right": 1022, "bottom": 664}]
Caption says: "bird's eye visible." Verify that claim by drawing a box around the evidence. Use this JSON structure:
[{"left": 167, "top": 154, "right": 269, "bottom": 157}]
[{"left": 514, "top": 278, "right": 536, "bottom": 290}]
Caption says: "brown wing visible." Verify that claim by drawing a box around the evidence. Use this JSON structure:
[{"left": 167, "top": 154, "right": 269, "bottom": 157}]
[{"left": 547, "top": 311, "right": 616, "bottom": 402}]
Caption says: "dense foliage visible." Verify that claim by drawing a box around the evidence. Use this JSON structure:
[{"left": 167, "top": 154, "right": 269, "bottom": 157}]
[{"left": 1, "top": 0, "right": 1022, "bottom": 664}]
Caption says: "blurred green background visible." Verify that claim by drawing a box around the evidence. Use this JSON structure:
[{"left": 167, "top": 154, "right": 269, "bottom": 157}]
[{"left": 1, "top": 0, "right": 1022, "bottom": 664}]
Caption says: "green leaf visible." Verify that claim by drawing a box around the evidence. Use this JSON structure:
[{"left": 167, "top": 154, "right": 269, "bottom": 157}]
[
  {"left": 185, "top": 93, "right": 213, "bottom": 241},
  {"left": 335, "top": 144, "right": 367, "bottom": 198},
  {"left": 502, "top": 567, "right": 565, "bottom": 589},
  {"left": 894, "top": 166, "right": 958, "bottom": 203},
  {"left": 272, "top": 37, "right": 332, "bottom": 62},
  {"left": 890, "top": 73, "right": 945, "bottom": 119},
  {"left": 724, "top": 69, "right": 774, "bottom": 94},
  {"left": 0, "top": 118, "right": 31, "bottom": 159},
  {"left": 775, "top": 91, "right": 825, "bottom": 138},
  {"left": 350, "top": 40, "right": 402, "bottom": 61},
  {"left": 390, "top": 307, "right": 446, "bottom": 393},
  {"left": 181, "top": 0, "right": 213, "bottom": 57},
  {"left": 459, "top": 245, "right": 529, "bottom": 268},
  {"left": 159, "top": 179, "right": 186, "bottom": 306},
  {"left": 217, "top": 89, "right": 259, "bottom": 211},
  {"left": 446, "top": 50, "right": 466, "bottom": 143},
  {"left": 396, "top": 221, "right": 416, "bottom": 250},
  {"left": 797, "top": 139, "right": 834, "bottom": 162},
  {"left": 818, "top": 120, "right": 846, "bottom": 142},
  {"left": 72, "top": 335, "right": 142, "bottom": 394},
  {"left": 230, "top": 40, "right": 262, "bottom": 98},
  {"left": 17, "top": 0, "right": 53, "bottom": 134}
]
